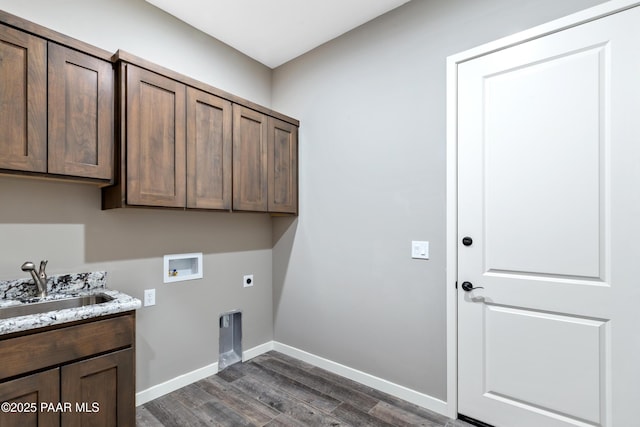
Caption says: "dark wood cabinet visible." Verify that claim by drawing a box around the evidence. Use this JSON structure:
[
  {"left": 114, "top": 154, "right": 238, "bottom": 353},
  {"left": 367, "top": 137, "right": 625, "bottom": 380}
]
[
  {"left": 0, "top": 19, "right": 114, "bottom": 182},
  {"left": 0, "top": 24, "right": 47, "bottom": 173},
  {"left": 1, "top": 12, "right": 299, "bottom": 214},
  {"left": 232, "top": 106, "right": 299, "bottom": 214},
  {"left": 100, "top": 51, "right": 299, "bottom": 215},
  {"left": 124, "top": 64, "right": 186, "bottom": 207},
  {"left": 61, "top": 349, "right": 134, "bottom": 427},
  {"left": 105, "top": 64, "right": 235, "bottom": 211},
  {"left": 0, "top": 369, "right": 59, "bottom": 427},
  {"left": 48, "top": 43, "right": 114, "bottom": 180},
  {"left": 186, "top": 87, "right": 232, "bottom": 210},
  {"left": 233, "top": 105, "right": 269, "bottom": 212},
  {"left": 268, "top": 117, "right": 298, "bottom": 214},
  {"left": 0, "top": 313, "right": 135, "bottom": 427}
]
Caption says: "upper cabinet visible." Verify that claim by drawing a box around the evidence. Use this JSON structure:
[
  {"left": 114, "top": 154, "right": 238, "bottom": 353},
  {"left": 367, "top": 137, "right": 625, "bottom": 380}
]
[
  {"left": 104, "top": 52, "right": 298, "bottom": 215},
  {"left": 124, "top": 64, "right": 186, "bottom": 208},
  {"left": 0, "top": 17, "right": 114, "bottom": 183},
  {"left": 0, "top": 25, "right": 47, "bottom": 172},
  {"left": 268, "top": 117, "right": 298, "bottom": 214},
  {"left": 187, "top": 87, "right": 233, "bottom": 210},
  {"left": 232, "top": 106, "right": 299, "bottom": 214},
  {"left": 104, "top": 63, "right": 235, "bottom": 211},
  {"left": 48, "top": 43, "right": 114, "bottom": 180},
  {"left": 233, "top": 105, "right": 268, "bottom": 212},
  {"left": 0, "top": 11, "right": 298, "bottom": 215}
]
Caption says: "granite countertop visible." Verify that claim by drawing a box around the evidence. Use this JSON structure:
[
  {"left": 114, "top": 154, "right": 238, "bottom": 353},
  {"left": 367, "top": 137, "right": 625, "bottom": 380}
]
[{"left": 0, "top": 271, "right": 141, "bottom": 336}]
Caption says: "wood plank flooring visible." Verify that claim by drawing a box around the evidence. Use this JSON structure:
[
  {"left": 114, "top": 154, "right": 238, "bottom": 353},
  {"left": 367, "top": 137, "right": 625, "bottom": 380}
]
[{"left": 137, "top": 351, "right": 473, "bottom": 427}]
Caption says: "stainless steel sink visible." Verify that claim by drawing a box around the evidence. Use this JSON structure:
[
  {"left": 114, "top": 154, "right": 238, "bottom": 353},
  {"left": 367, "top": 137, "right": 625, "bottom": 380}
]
[{"left": 0, "top": 294, "right": 114, "bottom": 320}]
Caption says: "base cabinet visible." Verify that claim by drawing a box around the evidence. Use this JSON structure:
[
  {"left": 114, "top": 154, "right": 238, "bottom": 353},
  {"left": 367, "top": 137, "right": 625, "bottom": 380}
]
[
  {"left": 0, "top": 369, "right": 60, "bottom": 427},
  {"left": 61, "top": 349, "right": 134, "bottom": 427},
  {"left": 0, "top": 313, "right": 135, "bottom": 427}
]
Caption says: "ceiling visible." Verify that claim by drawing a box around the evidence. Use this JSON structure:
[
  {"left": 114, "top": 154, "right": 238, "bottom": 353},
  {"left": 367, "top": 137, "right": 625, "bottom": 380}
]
[{"left": 145, "top": 0, "right": 411, "bottom": 68}]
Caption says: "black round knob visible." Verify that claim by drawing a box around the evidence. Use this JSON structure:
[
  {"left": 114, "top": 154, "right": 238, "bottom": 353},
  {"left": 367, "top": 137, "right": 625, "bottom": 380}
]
[
  {"left": 461, "top": 281, "right": 484, "bottom": 292},
  {"left": 462, "top": 237, "right": 473, "bottom": 246}
]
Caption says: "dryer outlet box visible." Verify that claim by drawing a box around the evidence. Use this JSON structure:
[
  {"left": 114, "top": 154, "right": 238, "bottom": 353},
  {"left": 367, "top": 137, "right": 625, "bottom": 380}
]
[{"left": 243, "top": 274, "right": 254, "bottom": 287}]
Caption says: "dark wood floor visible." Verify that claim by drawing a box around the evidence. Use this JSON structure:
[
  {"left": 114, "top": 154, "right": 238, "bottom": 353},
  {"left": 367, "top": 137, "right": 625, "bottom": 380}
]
[{"left": 136, "top": 351, "right": 472, "bottom": 427}]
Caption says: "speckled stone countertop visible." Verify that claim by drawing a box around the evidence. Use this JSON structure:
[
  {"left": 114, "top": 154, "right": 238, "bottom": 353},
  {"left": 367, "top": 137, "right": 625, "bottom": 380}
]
[{"left": 0, "top": 271, "right": 141, "bottom": 336}]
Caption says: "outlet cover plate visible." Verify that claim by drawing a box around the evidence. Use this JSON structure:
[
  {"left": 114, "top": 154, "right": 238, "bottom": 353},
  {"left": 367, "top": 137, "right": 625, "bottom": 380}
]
[
  {"left": 411, "top": 241, "right": 429, "bottom": 259},
  {"left": 144, "top": 289, "right": 156, "bottom": 306},
  {"left": 243, "top": 274, "right": 254, "bottom": 287}
]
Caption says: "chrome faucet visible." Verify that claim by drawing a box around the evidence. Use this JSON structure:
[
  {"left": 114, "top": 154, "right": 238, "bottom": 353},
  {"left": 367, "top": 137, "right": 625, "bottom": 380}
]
[{"left": 21, "top": 260, "right": 48, "bottom": 298}]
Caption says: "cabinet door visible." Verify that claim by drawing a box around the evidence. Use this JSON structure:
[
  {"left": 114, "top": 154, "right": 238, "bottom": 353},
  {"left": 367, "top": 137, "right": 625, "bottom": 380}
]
[
  {"left": 0, "top": 368, "right": 60, "bottom": 427},
  {"left": 0, "top": 24, "right": 46, "bottom": 172},
  {"left": 126, "top": 65, "right": 186, "bottom": 207},
  {"left": 61, "top": 348, "right": 134, "bottom": 427},
  {"left": 233, "top": 105, "right": 268, "bottom": 211},
  {"left": 268, "top": 117, "right": 298, "bottom": 214},
  {"left": 186, "top": 87, "right": 232, "bottom": 210},
  {"left": 48, "top": 43, "right": 114, "bottom": 180}
]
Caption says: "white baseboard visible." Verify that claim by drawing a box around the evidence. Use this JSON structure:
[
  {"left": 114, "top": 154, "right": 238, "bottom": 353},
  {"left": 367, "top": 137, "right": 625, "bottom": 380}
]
[
  {"left": 135, "top": 341, "right": 273, "bottom": 406},
  {"left": 136, "top": 361, "right": 218, "bottom": 406},
  {"left": 242, "top": 341, "right": 274, "bottom": 361},
  {"left": 272, "top": 341, "right": 449, "bottom": 417},
  {"left": 136, "top": 340, "right": 449, "bottom": 418}
]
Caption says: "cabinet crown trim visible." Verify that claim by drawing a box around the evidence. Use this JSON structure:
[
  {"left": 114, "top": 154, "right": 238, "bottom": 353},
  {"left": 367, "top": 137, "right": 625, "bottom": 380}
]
[{"left": 113, "top": 49, "right": 300, "bottom": 127}]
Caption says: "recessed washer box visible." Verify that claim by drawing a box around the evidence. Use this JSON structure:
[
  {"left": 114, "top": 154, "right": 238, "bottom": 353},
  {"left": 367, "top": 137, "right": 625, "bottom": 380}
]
[{"left": 163, "top": 253, "right": 203, "bottom": 283}]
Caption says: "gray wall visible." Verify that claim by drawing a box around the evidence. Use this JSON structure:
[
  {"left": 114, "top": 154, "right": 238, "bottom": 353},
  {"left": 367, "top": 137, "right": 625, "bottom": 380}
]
[
  {"left": 0, "top": 0, "right": 274, "bottom": 392},
  {"left": 0, "top": 0, "right": 608, "bottom": 405},
  {"left": 271, "top": 0, "right": 607, "bottom": 400}
]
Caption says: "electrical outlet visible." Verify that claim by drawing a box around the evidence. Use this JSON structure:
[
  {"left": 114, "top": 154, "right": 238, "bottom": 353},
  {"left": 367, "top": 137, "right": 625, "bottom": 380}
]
[
  {"left": 144, "top": 289, "right": 156, "bottom": 306},
  {"left": 243, "top": 274, "right": 254, "bottom": 288}
]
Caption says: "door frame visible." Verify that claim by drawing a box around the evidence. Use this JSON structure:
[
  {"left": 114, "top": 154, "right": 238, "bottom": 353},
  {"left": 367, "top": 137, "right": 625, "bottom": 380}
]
[{"left": 444, "top": 0, "right": 640, "bottom": 420}]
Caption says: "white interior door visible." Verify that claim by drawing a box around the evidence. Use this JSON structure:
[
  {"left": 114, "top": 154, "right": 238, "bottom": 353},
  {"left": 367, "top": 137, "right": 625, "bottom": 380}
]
[{"left": 457, "top": 5, "right": 640, "bottom": 427}]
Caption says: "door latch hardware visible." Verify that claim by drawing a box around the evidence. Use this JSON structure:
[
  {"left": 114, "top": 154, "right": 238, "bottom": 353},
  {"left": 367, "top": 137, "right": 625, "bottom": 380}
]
[{"left": 461, "top": 281, "right": 484, "bottom": 292}]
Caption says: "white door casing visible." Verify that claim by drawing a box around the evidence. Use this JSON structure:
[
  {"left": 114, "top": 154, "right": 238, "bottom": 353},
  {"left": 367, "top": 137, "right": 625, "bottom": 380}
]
[{"left": 448, "top": 2, "right": 640, "bottom": 426}]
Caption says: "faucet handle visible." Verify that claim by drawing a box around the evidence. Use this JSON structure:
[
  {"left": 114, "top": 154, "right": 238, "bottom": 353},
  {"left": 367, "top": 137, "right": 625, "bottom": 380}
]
[
  {"left": 21, "top": 261, "right": 35, "bottom": 272},
  {"left": 39, "top": 260, "right": 48, "bottom": 277}
]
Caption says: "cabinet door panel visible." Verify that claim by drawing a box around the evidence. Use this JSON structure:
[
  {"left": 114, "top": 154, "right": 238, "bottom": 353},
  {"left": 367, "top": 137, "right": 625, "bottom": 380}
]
[
  {"left": 61, "top": 348, "right": 134, "bottom": 427},
  {"left": 0, "top": 368, "right": 60, "bottom": 427},
  {"left": 0, "top": 24, "right": 46, "bottom": 172},
  {"left": 126, "top": 65, "right": 185, "bottom": 207},
  {"left": 233, "top": 105, "right": 268, "bottom": 211},
  {"left": 268, "top": 117, "right": 298, "bottom": 214},
  {"left": 186, "top": 88, "right": 232, "bottom": 210},
  {"left": 48, "top": 43, "right": 113, "bottom": 179}
]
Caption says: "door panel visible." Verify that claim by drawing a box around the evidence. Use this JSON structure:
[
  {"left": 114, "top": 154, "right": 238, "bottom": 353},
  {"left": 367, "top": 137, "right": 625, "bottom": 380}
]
[
  {"left": 457, "top": 5, "right": 640, "bottom": 427},
  {"left": 0, "top": 25, "right": 46, "bottom": 172},
  {"left": 484, "top": 305, "right": 606, "bottom": 425},
  {"left": 48, "top": 43, "right": 114, "bottom": 179},
  {"left": 186, "top": 87, "right": 232, "bottom": 210},
  {"left": 0, "top": 369, "right": 60, "bottom": 427},
  {"left": 233, "top": 105, "right": 268, "bottom": 211},
  {"left": 483, "top": 46, "right": 603, "bottom": 279},
  {"left": 268, "top": 117, "right": 298, "bottom": 214},
  {"left": 61, "top": 349, "right": 134, "bottom": 427},
  {"left": 126, "top": 65, "right": 186, "bottom": 207}
]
